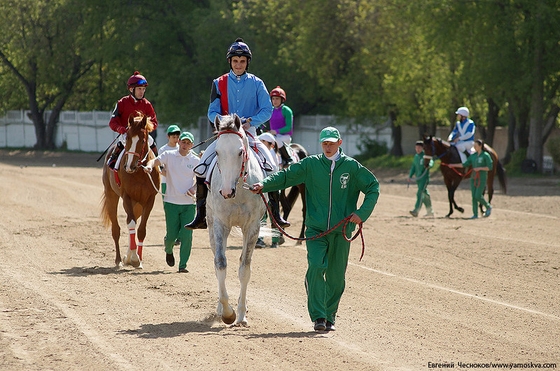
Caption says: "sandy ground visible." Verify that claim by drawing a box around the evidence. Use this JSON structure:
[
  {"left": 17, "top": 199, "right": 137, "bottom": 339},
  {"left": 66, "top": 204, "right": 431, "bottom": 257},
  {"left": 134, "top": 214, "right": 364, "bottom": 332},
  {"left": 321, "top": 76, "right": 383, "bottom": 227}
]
[{"left": 0, "top": 149, "right": 559, "bottom": 371}]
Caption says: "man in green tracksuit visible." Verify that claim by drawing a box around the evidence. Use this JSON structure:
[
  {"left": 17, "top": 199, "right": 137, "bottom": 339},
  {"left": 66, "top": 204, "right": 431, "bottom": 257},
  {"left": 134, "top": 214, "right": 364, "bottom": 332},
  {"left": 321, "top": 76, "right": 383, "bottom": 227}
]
[
  {"left": 407, "top": 140, "right": 434, "bottom": 217},
  {"left": 251, "top": 127, "right": 380, "bottom": 332}
]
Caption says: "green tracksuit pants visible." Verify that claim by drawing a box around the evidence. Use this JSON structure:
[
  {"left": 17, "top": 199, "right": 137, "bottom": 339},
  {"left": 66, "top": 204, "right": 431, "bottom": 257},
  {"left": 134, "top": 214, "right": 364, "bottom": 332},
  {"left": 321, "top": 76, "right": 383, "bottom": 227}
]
[
  {"left": 305, "top": 228, "right": 351, "bottom": 324},
  {"left": 470, "top": 171, "right": 490, "bottom": 217},
  {"left": 163, "top": 202, "right": 195, "bottom": 270},
  {"left": 414, "top": 178, "right": 432, "bottom": 212}
]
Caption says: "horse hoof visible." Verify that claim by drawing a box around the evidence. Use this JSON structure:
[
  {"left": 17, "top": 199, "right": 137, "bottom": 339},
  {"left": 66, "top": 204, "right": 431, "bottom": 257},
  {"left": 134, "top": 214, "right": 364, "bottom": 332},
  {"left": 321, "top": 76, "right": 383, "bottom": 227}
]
[
  {"left": 222, "top": 311, "right": 236, "bottom": 325},
  {"left": 135, "top": 261, "right": 143, "bottom": 269}
]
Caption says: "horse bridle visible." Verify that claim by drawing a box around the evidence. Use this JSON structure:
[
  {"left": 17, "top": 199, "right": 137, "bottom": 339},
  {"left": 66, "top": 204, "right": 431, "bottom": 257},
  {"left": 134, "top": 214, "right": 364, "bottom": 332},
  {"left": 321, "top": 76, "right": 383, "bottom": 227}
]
[
  {"left": 125, "top": 128, "right": 150, "bottom": 171},
  {"left": 217, "top": 129, "right": 250, "bottom": 182}
]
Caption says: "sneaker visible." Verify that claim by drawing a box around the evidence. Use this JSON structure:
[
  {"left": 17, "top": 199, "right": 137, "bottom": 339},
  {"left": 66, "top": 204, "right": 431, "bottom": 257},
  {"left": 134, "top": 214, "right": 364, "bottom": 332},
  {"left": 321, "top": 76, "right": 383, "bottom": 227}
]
[
  {"left": 314, "top": 318, "right": 327, "bottom": 331},
  {"left": 469, "top": 215, "right": 478, "bottom": 220},
  {"left": 178, "top": 268, "right": 188, "bottom": 273},
  {"left": 166, "top": 253, "right": 175, "bottom": 267},
  {"left": 326, "top": 321, "right": 336, "bottom": 331},
  {"left": 424, "top": 210, "right": 434, "bottom": 217},
  {"left": 255, "top": 237, "right": 266, "bottom": 249},
  {"left": 484, "top": 206, "right": 492, "bottom": 218},
  {"left": 271, "top": 242, "right": 278, "bottom": 248},
  {"left": 409, "top": 210, "right": 418, "bottom": 217}
]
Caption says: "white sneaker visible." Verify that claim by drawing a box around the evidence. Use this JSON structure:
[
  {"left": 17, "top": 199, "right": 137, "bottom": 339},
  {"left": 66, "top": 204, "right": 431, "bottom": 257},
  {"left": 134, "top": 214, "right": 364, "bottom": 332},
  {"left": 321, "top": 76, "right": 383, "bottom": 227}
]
[{"left": 424, "top": 211, "right": 434, "bottom": 217}]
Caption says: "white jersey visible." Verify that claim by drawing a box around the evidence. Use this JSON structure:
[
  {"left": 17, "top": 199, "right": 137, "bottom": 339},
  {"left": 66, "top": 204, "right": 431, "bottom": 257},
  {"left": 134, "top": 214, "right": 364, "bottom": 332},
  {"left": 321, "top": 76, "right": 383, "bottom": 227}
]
[
  {"left": 157, "top": 150, "right": 199, "bottom": 205},
  {"left": 158, "top": 143, "right": 179, "bottom": 184}
]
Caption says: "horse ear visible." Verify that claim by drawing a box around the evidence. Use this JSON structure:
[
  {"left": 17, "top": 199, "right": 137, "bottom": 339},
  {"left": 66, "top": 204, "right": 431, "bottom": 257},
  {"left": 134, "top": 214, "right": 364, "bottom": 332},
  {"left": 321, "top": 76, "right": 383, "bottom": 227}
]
[{"left": 233, "top": 114, "right": 242, "bottom": 130}]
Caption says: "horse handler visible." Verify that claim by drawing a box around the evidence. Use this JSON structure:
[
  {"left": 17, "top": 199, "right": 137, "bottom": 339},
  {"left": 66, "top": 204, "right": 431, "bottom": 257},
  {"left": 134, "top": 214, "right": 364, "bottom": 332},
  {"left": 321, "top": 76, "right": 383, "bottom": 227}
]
[
  {"left": 144, "top": 132, "right": 199, "bottom": 272},
  {"left": 250, "top": 127, "right": 380, "bottom": 332},
  {"left": 407, "top": 140, "right": 434, "bottom": 217}
]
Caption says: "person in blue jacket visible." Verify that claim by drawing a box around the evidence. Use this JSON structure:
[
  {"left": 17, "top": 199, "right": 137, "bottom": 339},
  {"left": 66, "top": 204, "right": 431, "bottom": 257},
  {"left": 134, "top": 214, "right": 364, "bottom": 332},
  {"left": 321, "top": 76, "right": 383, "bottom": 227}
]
[{"left": 185, "top": 38, "right": 288, "bottom": 230}]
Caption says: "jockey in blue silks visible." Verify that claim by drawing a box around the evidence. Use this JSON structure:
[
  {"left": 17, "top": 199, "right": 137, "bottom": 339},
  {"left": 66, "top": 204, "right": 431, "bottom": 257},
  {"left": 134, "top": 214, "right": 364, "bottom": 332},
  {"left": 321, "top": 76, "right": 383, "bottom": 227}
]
[
  {"left": 448, "top": 106, "right": 476, "bottom": 163},
  {"left": 185, "top": 38, "right": 287, "bottom": 230}
]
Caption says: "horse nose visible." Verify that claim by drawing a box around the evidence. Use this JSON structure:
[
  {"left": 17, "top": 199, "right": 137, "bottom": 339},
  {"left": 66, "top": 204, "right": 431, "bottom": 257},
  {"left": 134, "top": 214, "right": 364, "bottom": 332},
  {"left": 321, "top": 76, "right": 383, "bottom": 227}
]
[{"left": 219, "top": 188, "right": 236, "bottom": 199}]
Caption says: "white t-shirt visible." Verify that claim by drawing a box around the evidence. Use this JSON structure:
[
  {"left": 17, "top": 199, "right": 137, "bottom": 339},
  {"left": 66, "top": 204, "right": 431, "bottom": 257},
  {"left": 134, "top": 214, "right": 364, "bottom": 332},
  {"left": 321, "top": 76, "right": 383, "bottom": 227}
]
[
  {"left": 158, "top": 143, "right": 179, "bottom": 183},
  {"left": 157, "top": 150, "right": 199, "bottom": 205}
]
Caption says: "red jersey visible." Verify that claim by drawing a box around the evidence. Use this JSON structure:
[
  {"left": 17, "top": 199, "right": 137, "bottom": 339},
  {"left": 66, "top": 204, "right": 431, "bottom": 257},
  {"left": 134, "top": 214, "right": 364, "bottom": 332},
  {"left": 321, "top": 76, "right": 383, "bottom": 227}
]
[{"left": 109, "top": 95, "right": 158, "bottom": 134}]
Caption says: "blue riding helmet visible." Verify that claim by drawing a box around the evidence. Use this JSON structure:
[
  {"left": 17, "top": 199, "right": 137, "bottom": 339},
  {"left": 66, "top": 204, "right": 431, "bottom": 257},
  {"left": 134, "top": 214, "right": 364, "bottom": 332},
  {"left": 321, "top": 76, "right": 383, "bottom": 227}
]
[{"left": 226, "top": 38, "right": 252, "bottom": 61}]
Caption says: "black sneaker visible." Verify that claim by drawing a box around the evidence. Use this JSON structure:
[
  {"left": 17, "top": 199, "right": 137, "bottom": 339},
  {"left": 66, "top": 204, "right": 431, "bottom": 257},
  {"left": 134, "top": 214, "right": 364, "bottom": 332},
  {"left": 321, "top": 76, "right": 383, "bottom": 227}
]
[
  {"left": 314, "top": 318, "right": 326, "bottom": 331},
  {"left": 326, "top": 321, "right": 336, "bottom": 331},
  {"left": 166, "top": 253, "right": 175, "bottom": 267}
]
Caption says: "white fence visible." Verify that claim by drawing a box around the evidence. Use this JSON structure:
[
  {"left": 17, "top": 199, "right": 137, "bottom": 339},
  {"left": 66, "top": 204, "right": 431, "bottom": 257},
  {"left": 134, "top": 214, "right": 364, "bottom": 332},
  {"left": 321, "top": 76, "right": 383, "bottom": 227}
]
[{"left": 0, "top": 110, "right": 426, "bottom": 156}]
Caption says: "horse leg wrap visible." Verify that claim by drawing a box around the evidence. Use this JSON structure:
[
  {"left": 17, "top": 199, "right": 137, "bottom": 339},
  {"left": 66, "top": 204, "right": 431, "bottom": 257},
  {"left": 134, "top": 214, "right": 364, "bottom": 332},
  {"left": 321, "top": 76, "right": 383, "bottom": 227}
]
[
  {"left": 128, "top": 228, "right": 137, "bottom": 250},
  {"left": 137, "top": 241, "right": 143, "bottom": 260}
]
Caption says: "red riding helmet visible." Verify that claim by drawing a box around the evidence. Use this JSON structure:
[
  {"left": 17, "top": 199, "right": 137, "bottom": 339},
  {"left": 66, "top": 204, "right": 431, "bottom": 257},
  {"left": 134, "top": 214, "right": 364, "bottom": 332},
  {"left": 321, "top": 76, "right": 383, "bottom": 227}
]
[
  {"left": 127, "top": 71, "right": 149, "bottom": 88},
  {"left": 270, "top": 86, "right": 286, "bottom": 102}
]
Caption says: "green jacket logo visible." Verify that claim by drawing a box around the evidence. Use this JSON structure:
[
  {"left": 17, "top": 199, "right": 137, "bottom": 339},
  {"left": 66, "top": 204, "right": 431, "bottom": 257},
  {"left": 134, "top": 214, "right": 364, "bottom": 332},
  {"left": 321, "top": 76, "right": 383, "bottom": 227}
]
[{"left": 340, "top": 173, "right": 350, "bottom": 189}]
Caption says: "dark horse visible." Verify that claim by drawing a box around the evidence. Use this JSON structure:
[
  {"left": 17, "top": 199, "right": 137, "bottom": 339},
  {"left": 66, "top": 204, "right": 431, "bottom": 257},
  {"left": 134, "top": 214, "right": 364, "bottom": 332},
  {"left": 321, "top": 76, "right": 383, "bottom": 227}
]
[
  {"left": 101, "top": 114, "right": 160, "bottom": 268},
  {"left": 423, "top": 136, "right": 507, "bottom": 218},
  {"left": 279, "top": 143, "right": 308, "bottom": 244}
]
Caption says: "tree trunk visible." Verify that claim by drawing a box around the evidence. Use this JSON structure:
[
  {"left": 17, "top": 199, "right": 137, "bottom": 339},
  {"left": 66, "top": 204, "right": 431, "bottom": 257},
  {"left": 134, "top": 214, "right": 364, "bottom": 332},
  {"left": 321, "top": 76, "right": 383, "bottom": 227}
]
[
  {"left": 485, "top": 98, "right": 499, "bottom": 146},
  {"left": 388, "top": 110, "right": 402, "bottom": 156},
  {"left": 527, "top": 18, "right": 544, "bottom": 171}
]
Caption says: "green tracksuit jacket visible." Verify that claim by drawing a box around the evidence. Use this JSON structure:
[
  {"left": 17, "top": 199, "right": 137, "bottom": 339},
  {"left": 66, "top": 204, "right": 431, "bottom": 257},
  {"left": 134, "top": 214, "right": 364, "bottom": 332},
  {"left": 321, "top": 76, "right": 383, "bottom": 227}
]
[{"left": 261, "top": 148, "right": 380, "bottom": 324}]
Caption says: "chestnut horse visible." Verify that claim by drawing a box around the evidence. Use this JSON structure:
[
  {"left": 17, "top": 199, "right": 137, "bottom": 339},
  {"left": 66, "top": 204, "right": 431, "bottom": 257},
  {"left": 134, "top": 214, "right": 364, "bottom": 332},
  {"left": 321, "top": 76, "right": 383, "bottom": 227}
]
[
  {"left": 101, "top": 114, "right": 160, "bottom": 268},
  {"left": 423, "top": 136, "right": 507, "bottom": 218}
]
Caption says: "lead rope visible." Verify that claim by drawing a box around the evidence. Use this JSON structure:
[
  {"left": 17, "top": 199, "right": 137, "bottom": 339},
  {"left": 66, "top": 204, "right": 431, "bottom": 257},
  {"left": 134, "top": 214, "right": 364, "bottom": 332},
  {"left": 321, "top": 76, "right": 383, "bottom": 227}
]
[{"left": 247, "top": 185, "right": 366, "bottom": 261}]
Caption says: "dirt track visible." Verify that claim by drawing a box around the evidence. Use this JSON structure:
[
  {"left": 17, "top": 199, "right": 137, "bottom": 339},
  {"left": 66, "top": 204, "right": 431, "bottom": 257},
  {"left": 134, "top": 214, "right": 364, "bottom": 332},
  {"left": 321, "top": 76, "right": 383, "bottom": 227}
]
[{"left": 0, "top": 149, "right": 559, "bottom": 371}]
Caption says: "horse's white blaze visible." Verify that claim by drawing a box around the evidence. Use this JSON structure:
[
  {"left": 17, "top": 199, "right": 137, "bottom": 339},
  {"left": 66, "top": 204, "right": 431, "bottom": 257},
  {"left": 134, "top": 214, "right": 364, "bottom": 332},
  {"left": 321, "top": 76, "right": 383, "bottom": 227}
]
[
  {"left": 207, "top": 115, "right": 266, "bottom": 326},
  {"left": 124, "top": 135, "right": 140, "bottom": 173}
]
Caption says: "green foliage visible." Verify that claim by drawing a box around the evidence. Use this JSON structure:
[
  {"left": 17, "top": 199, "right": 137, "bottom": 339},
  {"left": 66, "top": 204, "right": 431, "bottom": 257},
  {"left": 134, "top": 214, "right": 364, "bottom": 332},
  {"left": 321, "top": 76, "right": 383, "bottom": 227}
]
[
  {"left": 361, "top": 154, "right": 412, "bottom": 172},
  {"left": 354, "top": 137, "right": 388, "bottom": 162},
  {"left": 546, "top": 136, "right": 560, "bottom": 166},
  {"left": 504, "top": 148, "right": 528, "bottom": 177}
]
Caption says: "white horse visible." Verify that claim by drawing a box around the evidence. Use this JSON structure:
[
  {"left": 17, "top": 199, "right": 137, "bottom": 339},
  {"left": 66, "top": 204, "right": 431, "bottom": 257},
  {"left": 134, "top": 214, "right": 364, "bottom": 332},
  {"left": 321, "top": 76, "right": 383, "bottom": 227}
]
[{"left": 207, "top": 114, "right": 266, "bottom": 326}]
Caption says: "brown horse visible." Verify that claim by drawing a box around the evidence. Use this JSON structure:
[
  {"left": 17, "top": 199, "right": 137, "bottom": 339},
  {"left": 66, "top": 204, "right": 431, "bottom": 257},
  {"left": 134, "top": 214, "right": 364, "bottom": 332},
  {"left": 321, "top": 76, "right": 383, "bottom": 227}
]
[
  {"left": 423, "top": 136, "right": 507, "bottom": 218},
  {"left": 279, "top": 143, "right": 308, "bottom": 244},
  {"left": 101, "top": 114, "right": 160, "bottom": 268}
]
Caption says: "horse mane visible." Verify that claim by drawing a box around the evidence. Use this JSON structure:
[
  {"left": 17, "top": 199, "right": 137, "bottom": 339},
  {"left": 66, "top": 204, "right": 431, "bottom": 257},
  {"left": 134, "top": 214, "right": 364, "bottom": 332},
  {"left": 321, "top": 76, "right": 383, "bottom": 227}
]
[{"left": 128, "top": 112, "right": 154, "bottom": 133}]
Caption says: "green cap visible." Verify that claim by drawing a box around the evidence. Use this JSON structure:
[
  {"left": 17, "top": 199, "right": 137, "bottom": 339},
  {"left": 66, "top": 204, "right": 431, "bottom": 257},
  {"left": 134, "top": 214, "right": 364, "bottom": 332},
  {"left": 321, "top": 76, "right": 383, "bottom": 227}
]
[
  {"left": 319, "top": 126, "right": 341, "bottom": 142},
  {"left": 179, "top": 131, "right": 194, "bottom": 142},
  {"left": 166, "top": 125, "right": 181, "bottom": 134}
]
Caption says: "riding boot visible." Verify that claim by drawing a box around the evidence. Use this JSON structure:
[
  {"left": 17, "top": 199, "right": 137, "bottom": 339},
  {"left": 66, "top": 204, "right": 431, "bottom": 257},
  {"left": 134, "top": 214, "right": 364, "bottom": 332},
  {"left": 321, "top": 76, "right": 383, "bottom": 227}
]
[
  {"left": 185, "top": 177, "right": 208, "bottom": 230},
  {"left": 278, "top": 145, "right": 293, "bottom": 167},
  {"left": 108, "top": 142, "right": 124, "bottom": 170},
  {"left": 150, "top": 143, "right": 158, "bottom": 156},
  {"left": 268, "top": 191, "right": 290, "bottom": 228}
]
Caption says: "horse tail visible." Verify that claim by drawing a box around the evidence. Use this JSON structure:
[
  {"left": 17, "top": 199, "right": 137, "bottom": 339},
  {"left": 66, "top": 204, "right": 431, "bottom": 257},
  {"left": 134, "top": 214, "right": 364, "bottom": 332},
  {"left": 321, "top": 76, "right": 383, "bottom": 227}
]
[
  {"left": 100, "top": 192, "right": 112, "bottom": 228},
  {"left": 496, "top": 160, "right": 507, "bottom": 194}
]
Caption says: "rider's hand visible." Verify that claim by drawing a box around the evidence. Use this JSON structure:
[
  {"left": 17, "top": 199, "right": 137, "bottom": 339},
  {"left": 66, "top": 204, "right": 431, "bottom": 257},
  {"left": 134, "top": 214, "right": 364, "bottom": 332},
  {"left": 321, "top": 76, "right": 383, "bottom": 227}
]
[
  {"left": 117, "top": 126, "right": 127, "bottom": 135},
  {"left": 143, "top": 165, "right": 152, "bottom": 173},
  {"left": 242, "top": 117, "right": 252, "bottom": 130}
]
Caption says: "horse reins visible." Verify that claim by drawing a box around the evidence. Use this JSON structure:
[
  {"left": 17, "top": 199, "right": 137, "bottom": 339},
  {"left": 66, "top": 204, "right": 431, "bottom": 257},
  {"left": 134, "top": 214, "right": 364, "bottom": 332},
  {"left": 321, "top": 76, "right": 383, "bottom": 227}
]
[{"left": 246, "top": 186, "right": 366, "bottom": 261}]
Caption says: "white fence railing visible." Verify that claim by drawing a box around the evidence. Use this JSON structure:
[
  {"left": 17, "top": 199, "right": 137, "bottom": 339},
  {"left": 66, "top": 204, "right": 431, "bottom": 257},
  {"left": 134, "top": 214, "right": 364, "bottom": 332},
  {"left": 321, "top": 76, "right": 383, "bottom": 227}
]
[{"left": 1, "top": 110, "right": 448, "bottom": 157}]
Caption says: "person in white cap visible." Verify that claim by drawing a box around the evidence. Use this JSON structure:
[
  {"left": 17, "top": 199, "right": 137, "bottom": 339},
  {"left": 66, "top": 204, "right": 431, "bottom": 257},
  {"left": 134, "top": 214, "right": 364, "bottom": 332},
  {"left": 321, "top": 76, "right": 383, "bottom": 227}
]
[{"left": 448, "top": 106, "right": 476, "bottom": 163}]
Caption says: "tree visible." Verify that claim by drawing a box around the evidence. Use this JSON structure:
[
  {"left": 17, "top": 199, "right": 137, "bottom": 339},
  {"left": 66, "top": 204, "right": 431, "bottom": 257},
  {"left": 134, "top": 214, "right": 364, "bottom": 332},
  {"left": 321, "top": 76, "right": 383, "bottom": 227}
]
[{"left": 0, "top": 0, "right": 97, "bottom": 149}]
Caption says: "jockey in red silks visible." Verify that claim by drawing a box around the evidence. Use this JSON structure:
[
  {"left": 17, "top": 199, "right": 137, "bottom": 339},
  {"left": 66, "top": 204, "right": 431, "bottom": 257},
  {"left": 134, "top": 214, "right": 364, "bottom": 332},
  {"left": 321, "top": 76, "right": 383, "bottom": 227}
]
[
  {"left": 107, "top": 71, "right": 159, "bottom": 169},
  {"left": 185, "top": 38, "right": 288, "bottom": 230}
]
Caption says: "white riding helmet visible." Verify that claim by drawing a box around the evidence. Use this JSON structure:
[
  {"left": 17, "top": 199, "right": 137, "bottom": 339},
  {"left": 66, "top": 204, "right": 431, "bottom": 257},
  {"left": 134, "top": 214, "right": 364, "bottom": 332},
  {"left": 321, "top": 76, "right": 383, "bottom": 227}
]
[{"left": 455, "top": 106, "right": 470, "bottom": 117}]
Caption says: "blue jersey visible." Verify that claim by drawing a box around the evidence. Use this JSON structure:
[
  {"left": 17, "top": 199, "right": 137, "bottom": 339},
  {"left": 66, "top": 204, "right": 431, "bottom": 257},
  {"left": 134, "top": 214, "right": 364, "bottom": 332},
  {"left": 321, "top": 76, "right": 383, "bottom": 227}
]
[
  {"left": 208, "top": 71, "right": 273, "bottom": 128},
  {"left": 449, "top": 118, "right": 476, "bottom": 142}
]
